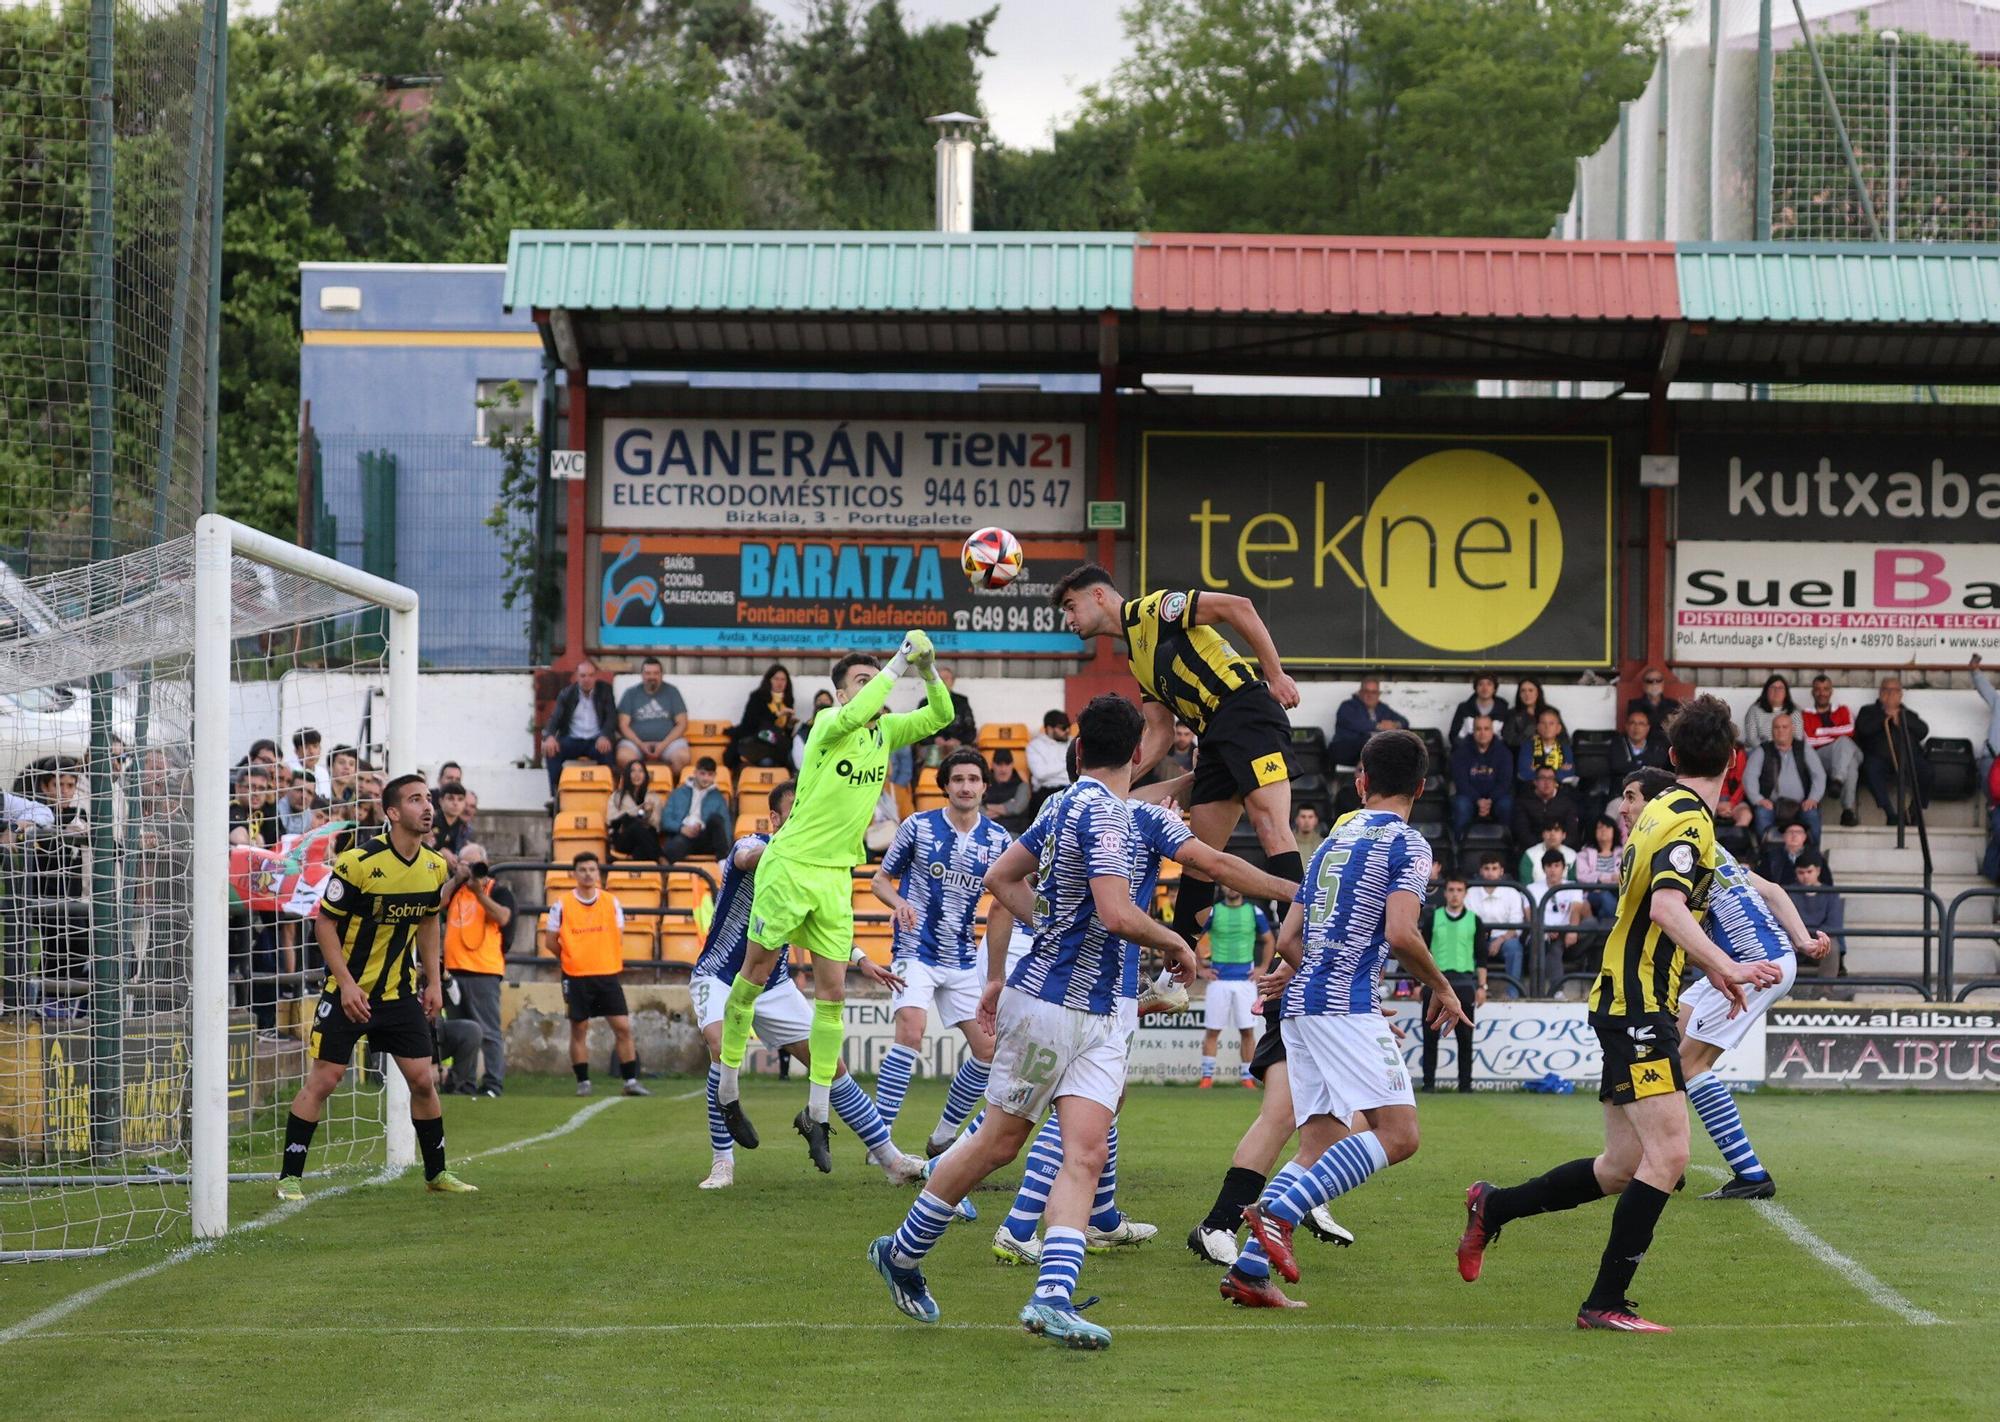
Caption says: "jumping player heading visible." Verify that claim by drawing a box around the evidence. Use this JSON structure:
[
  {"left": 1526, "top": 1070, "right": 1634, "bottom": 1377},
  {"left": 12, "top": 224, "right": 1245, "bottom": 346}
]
[{"left": 1052, "top": 566, "right": 1304, "bottom": 950}]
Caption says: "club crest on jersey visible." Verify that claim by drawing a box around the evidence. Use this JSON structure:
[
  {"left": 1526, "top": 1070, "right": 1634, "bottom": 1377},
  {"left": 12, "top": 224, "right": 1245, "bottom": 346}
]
[
  {"left": 325, "top": 877, "right": 345, "bottom": 903},
  {"left": 1668, "top": 843, "right": 1696, "bottom": 875}
]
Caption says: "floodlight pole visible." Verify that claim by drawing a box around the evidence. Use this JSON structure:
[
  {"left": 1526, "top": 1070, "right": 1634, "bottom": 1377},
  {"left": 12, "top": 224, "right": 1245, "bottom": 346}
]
[{"left": 1884, "top": 30, "right": 1900, "bottom": 242}]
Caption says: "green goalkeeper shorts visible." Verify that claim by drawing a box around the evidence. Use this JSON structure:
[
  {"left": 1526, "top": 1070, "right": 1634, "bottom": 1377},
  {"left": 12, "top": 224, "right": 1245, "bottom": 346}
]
[{"left": 748, "top": 852, "right": 854, "bottom": 961}]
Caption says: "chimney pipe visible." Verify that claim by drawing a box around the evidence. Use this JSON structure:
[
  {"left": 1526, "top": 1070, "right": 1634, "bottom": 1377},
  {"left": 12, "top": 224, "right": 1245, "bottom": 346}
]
[{"left": 927, "top": 112, "right": 982, "bottom": 233}]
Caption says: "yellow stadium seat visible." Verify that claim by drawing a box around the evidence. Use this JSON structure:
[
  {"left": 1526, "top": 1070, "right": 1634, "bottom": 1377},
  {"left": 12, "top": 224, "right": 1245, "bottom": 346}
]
[
  {"left": 558, "top": 762, "right": 613, "bottom": 792},
  {"left": 853, "top": 921, "right": 895, "bottom": 967},
  {"left": 737, "top": 786, "right": 771, "bottom": 818},
  {"left": 739, "top": 766, "right": 787, "bottom": 792},
  {"left": 977, "top": 723, "right": 1031, "bottom": 753},
  {"left": 646, "top": 763, "right": 677, "bottom": 794},
  {"left": 606, "top": 872, "right": 663, "bottom": 911},
  {"left": 735, "top": 811, "right": 773, "bottom": 839},
  {"left": 552, "top": 830, "right": 607, "bottom": 866},
  {"left": 660, "top": 923, "right": 705, "bottom": 966},
  {"left": 893, "top": 785, "right": 914, "bottom": 819},
  {"left": 667, "top": 872, "right": 715, "bottom": 917},
  {"left": 553, "top": 807, "right": 604, "bottom": 835},
  {"left": 622, "top": 920, "right": 660, "bottom": 962},
  {"left": 536, "top": 912, "right": 558, "bottom": 957}
]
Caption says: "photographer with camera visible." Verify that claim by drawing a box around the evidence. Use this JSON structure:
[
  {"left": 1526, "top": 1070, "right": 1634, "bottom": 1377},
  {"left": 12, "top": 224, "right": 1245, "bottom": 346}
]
[{"left": 442, "top": 842, "right": 514, "bottom": 1097}]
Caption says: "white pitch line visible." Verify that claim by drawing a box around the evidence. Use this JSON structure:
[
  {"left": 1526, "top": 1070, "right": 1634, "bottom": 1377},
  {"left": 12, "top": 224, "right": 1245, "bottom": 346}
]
[
  {"left": 0, "top": 1090, "right": 688, "bottom": 1347},
  {"left": 14, "top": 1318, "right": 1975, "bottom": 1345},
  {"left": 1693, "top": 1166, "right": 1945, "bottom": 1326}
]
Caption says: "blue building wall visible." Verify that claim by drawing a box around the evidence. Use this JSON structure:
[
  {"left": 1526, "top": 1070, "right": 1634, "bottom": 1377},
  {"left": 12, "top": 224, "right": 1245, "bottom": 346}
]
[{"left": 298, "top": 262, "right": 1093, "bottom": 667}]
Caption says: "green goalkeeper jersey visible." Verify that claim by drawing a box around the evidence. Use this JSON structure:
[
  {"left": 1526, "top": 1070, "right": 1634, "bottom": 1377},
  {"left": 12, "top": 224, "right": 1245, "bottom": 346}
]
[{"left": 766, "top": 668, "right": 952, "bottom": 869}]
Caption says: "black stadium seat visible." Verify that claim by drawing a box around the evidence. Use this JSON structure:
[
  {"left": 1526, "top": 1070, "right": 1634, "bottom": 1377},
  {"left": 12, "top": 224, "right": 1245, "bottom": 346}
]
[
  {"left": 1572, "top": 730, "right": 1616, "bottom": 784},
  {"left": 1927, "top": 738, "right": 1977, "bottom": 800}
]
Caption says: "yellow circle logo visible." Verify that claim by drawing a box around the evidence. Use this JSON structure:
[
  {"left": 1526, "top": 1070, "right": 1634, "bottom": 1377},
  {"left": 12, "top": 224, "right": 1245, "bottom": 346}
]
[{"left": 1361, "top": 449, "right": 1562, "bottom": 652}]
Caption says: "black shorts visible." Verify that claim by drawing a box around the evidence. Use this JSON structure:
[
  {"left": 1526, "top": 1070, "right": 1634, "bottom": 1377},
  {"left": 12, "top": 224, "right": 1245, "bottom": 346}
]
[
  {"left": 1190, "top": 685, "right": 1294, "bottom": 807},
  {"left": 1249, "top": 997, "right": 1286, "bottom": 1081},
  {"left": 1592, "top": 1011, "right": 1686, "bottom": 1105},
  {"left": 563, "top": 974, "right": 629, "bottom": 1022},
  {"left": 308, "top": 991, "right": 434, "bottom": 1066}
]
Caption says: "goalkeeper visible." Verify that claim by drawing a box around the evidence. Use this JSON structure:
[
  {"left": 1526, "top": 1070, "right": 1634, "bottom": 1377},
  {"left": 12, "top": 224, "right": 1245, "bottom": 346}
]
[{"left": 715, "top": 631, "right": 954, "bottom": 1171}]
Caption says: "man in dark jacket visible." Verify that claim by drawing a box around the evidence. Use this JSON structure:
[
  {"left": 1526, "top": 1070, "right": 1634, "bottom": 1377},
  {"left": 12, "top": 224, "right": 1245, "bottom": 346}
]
[
  {"left": 1608, "top": 710, "right": 1669, "bottom": 781},
  {"left": 1450, "top": 715, "right": 1514, "bottom": 838},
  {"left": 540, "top": 660, "right": 620, "bottom": 797},
  {"left": 1854, "top": 675, "right": 1935, "bottom": 824},
  {"left": 1447, "top": 674, "right": 1510, "bottom": 744},
  {"left": 1509, "top": 766, "right": 1580, "bottom": 852},
  {"left": 1330, "top": 675, "right": 1410, "bottom": 765}
]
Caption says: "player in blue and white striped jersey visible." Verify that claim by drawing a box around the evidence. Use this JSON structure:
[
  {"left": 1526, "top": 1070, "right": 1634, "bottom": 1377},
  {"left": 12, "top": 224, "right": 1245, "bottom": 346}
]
[
  {"left": 988, "top": 742, "right": 1300, "bottom": 1268},
  {"left": 868, "top": 750, "right": 1014, "bottom": 1154},
  {"left": 870, "top": 694, "right": 1198, "bottom": 1350},
  {"left": 1223, "top": 730, "right": 1469, "bottom": 1309},
  {"left": 688, "top": 781, "right": 920, "bottom": 1191},
  {"left": 1618, "top": 769, "right": 1831, "bottom": 1202}
]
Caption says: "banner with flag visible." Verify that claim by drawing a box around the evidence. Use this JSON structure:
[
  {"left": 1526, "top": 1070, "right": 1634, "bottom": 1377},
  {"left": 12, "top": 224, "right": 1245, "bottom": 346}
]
[{"left": 228, "top": 823, "right": 348, "bottom": 916}]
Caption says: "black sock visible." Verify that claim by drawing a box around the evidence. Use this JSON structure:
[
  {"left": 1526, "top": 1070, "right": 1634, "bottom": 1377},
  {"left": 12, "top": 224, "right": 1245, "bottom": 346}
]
[
  {"left": 1486, "top": 1157, "right": 1605, "bottom": 1232},
  {"left": 1170, "top": 875, "right": 1216, "bottom": 948},
  {"left": 572, "top": 1061, "right": 589, "bottom": 1083},
  {"left": 1584, "top": 1180, "right": 1670, "bottom": 1310},
  {"left": 619, "top": 1055, "right": 640, "bottom": 1082},
  {"left": 1202, "top": 1166, "right": 1267, "bottom": 1232},
  {"left": 280, "top": 1112, "right": 318, "bottom": 1179},
  {"left": 413, "top": 1115, "right": 447, "bottom": 1182}
]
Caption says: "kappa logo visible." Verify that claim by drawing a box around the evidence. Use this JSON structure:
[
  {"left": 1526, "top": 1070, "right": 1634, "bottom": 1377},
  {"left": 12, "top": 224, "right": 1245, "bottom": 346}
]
[
  {"left": 370, "top": 867, "right": 386, "bottom": 880},
  {"left": 1636, "top": 1065, "right": 1666, "bottom": 1087},
  {"left": 1681, "top": 826, "right": 1702, "bottom": 840}
]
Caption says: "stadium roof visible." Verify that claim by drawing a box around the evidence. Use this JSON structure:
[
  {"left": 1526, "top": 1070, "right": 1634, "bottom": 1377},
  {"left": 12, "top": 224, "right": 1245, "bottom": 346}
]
[{"left": 506, "top": 231, "right": 2000, "bottom": 385}]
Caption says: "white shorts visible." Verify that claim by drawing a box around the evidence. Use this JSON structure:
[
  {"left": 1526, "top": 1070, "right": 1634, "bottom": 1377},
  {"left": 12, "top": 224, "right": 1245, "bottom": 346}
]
[
  {"left": 1681, "top": 954, "right": 1799, "bottom": 1053},
  {"left": 891, "top": 957, "right": 983, "bottom": 1028},
  {"left": 1281, "top": 1013, "right": 1415, "bottom": 1128},
  {"left": 1204, "top": 978, "right": 1257, "bottom": 1032},
  {"left": 986, "top": 987, "right": 1125, "bottom": 1121},
  {"left": 690, "top": 973, "right": 812, "bottom": 1050}
]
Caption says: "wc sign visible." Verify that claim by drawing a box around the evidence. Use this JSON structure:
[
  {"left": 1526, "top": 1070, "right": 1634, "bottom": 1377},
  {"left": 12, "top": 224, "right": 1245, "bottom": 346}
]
[
  {"left": 1676, "top": 541, "right": 2000, "bottom": 665},
  {"left": 550, "top": 449, "right": 587, "bottom": 481},
  {"left": 1140, "top": 432, "right": 1613, "bottom": 667}
]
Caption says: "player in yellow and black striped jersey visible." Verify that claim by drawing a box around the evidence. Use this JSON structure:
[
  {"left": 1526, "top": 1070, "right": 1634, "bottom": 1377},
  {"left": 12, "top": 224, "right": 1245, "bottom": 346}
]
[
  {"left": 1455, "top": 695, "right": 1782, "bottom": 1334},
  {"left": 1053, "top": 564, "right": 1306, "bottom": 947},
  {"left": 275, "top": 772, "right": 478, "bottom": 1200}
]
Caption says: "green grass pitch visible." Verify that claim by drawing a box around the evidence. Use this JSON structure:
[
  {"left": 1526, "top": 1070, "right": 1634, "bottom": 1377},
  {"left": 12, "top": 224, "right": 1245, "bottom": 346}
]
[{"left": 2, "top": 1080, "right": 1996, "bottom": 1420}]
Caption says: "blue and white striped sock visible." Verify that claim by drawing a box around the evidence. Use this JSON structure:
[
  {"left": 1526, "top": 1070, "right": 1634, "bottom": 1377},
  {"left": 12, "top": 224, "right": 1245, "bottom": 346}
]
[
  {"left": 1033, "top": 1225, "right": 1087, "bottom": 1304},
  {"left": 1004, "top": 1113, "right": 1064, "bottom": 1242},
  {"left": 1233, "top": 1162, "right": 1307, "bottom": 1279},
  {"left": 1258, "top": 1160, "right": 1306, "bottom": 1209},
  {"left": 935, "top": 1056, "right": 990, "bottom": 1141},
  {"left": 830, "top": 1073, "right": 894, "bottom": 1157},
  {"left": 1270, "top": 1133, "right": 1390, "bottom": 1224},
  {"left": 1200, "top": 1055, "right": 1217, "bottom": 1079},
  {"left": 874, "top": 1044, "right": 920, "bottom": 1130},
  {"left": 705, "top": 1062, "right": 733, "bottom": 1158},
  {"left": 1088, "top": 1122, "right": 1120, "bottom": 1231},
  {"left": 1688, "top": 1071, "right": 1769, "bottom": 1182},
  {"left": 890, "top": 1190, "right": 957, "bottom": 1268}
]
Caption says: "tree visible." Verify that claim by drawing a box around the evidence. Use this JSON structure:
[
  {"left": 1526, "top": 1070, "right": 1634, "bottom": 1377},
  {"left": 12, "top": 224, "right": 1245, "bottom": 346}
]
[
  {"left": 755, "top": 0, "right": 996, "bottom": 229},
  {"left": 1092, "top": 0, "right": 1664, "bottom": 237},
  {"left": 1771, "top": 21, "right": 2000, "bottom": 243}
]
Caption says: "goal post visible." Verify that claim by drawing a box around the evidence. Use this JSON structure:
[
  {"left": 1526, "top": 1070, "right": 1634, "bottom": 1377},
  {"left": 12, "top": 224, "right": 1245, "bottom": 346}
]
[{"left": 188, "top": 514, "right": 419, "bottom": 1238}]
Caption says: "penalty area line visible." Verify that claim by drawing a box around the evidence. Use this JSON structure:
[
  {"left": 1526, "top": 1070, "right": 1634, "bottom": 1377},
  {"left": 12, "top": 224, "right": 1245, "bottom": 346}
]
[
  {"left": 1692, "top": 1166, "right": 1946, "bottom": 1327},
  {"left": 0, "top": 1091, "right": 679, "bottom": 1348}
]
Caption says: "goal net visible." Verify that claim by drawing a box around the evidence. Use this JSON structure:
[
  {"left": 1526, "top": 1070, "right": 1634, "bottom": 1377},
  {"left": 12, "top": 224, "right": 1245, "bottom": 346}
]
[{"left": 1, "top": 517, "right": 419, "bottom": 1259}]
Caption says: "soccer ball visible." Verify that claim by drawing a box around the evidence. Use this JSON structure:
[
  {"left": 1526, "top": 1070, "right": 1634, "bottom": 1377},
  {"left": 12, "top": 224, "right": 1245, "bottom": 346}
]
[{"left": 961, "top": 526, "right": 1025, "bottom": 590}]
